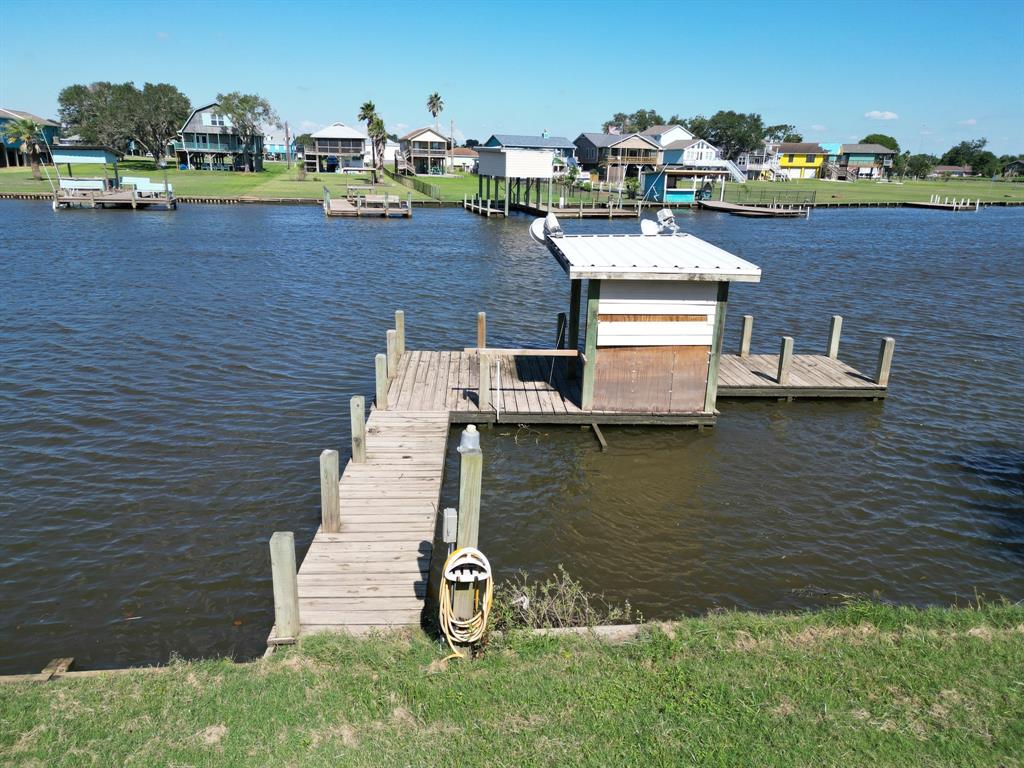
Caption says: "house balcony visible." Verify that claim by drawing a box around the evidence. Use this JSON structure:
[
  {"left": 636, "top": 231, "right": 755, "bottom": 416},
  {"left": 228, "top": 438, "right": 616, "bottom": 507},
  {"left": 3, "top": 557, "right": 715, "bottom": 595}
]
[
  {"left": 605, "top": 152, "right": 659, "bottom": 164},
  {"left": 407, "top": 147, "right": 449, "bottom": 158},
  {"left": 174, "top": 140, "right": 244, "bottom": 153}
]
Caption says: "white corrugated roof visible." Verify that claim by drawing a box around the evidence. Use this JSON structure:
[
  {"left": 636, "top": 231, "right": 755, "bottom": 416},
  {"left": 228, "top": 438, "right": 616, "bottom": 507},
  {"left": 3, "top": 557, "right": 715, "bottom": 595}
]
[
  {"left": 548, "top": 233, "right": 761, "bottom": 282},
  {"left": 311, "top": 122, "right": 366, "bottom": 140}
]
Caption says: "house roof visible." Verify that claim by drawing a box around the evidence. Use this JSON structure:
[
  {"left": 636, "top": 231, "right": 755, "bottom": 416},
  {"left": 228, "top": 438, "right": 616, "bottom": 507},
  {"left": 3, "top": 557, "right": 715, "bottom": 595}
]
[
  {"left": 841, "top": 143, "right": 896, "bottom": 155},
  {"left": 577, "top": 132, "right": 660, "bottom": 149},
  {"left": 400, "top": 126, "right": 448, "bottom": 141},
  {"left": 931, "top": 165, "right": 973, "bottom": 173},
  {"left": 639, "top": 124, "right": 690, "bottom": 137},
  {"left": 179, "top": 102, "right": 218, "bottom": 132},
  {"left": 452, "top": 147, "right": 478, "bottom": 157},
  {"left": 543, "top": 228, "right": 762, "bottom": 283},
  {"left": 0, "top": 108, "right": 59, "bottom": 127},
  {"left": 311, "top": 122, "right": 365, "bottom": 140},
  {"left": 776, "top": 142, "right": 826, "bottom": 154},
  {"left": 487, "top": 133, "right": 576, "bottom": 149},
  {"left": 664, "top": 139, "right": 702, "bottom": 150}
]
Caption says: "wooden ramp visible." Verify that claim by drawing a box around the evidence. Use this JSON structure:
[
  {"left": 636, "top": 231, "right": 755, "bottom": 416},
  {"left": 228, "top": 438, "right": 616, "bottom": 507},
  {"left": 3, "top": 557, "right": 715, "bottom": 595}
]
[{"left": 290, "top": 409, "right": 449, "bottom": 636}]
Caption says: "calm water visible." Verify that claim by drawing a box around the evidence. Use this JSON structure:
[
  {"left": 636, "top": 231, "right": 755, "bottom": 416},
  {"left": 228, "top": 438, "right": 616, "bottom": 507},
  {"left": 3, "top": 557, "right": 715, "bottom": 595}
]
[{"left": 1, "top": 202, "right": 1022, "bottom": 672}]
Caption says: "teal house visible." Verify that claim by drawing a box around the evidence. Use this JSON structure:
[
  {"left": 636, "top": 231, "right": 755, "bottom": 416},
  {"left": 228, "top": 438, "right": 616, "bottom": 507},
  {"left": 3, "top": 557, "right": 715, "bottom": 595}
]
[{"left": 1, "top": 108, "right": 60, "bottom": 167}]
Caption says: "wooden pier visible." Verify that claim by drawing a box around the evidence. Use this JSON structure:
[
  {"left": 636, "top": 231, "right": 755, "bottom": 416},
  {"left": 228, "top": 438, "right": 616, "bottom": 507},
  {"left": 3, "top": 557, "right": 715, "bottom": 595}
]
[
  {"left": 905, "top": 195, "right": 980, "bottom": 212},
  {"left": 323, "top": 186, "right": 412, "bottom": 218},
  {"left": 463, "top": 196, "right": 507, "bottom": 217},
  {"left": 53, "top": 188, "right": 177, "bottom": 211}
]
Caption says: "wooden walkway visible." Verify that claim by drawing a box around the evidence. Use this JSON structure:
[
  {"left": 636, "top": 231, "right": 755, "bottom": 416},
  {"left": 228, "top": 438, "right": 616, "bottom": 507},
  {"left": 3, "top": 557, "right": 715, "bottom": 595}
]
[
  {"left": 287, "top": 409, "right": 449, "bottom": 636},
  {"left": 718, "top": 354, "right": 886, "bottom": 398}
]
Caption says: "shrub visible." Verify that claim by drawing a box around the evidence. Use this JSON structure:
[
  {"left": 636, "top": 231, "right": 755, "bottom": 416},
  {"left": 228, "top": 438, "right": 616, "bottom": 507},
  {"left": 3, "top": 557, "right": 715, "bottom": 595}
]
[{"left": 490, "top": 565, "right": 633, "bottom": 631}]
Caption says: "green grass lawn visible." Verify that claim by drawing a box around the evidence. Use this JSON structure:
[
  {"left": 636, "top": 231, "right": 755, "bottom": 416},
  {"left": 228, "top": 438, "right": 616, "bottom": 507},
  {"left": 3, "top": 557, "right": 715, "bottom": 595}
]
[
  {"left": 2, "top": 602, "right": 1022, "bottom": 766},
  {"left": 0, "top": 159, "right": 430, "bottom": 201},
  {"left": 725, "top": 177, "right": 1024, "bottom": 205}
]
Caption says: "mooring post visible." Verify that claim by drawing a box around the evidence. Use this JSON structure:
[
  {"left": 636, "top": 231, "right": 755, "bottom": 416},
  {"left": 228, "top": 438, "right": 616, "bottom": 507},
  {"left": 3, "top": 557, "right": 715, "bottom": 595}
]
[
  {"left": 386, "top": 330, "right": 398, "bottom": 378},
  {"left": 777, "top": 336, "right": 793, "bottom": 385},
  {"left": 478, "top": 353, "right": 491, "bottom": 412},
  {"left": 374, "top": 353, "right": 388, "bottom": 409},
  {"left": 320, "top": 448, "right": 340, "bottom": 532},
  {"left": 740, "top": 314, "right": 753, "bottom": 357},
  {"left": 477, "top": 311, "right": 486, "bottom": 349},
  {"left": 350, "top": 395, "right": 366, "bottom": 463},
  {"left": 269, "top": 531, "right": 300, "bottom": 643},
  {"left": 875, "top": 337, "right": 895, "bottom": 386},
  {"left": 826, "top": 315, "right": 843, "bottom": 359},
  {"left": 394, "top": 310, "right": 405, "bottom": 357},
  {"left": 454, "top": 425, "right": 483, "bottom": 626}
]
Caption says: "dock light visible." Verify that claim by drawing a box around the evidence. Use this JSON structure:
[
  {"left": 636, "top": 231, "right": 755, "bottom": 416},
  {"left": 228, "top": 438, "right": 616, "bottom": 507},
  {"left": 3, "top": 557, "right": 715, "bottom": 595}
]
[{"left": 458, "top": 424, "right": 481, "bottom": 453}]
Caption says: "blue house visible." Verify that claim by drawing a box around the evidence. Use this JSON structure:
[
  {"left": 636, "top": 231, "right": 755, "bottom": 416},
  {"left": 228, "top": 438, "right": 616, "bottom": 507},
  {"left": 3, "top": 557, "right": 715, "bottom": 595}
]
[{"left": 1, "top": 108, "right": 60, "bottom": 167}]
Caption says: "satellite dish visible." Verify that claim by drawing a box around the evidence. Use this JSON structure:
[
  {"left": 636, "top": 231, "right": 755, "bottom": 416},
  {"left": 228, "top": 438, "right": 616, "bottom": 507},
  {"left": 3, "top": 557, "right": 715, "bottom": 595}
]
[
  {"left": 529, "top": 217, "right": 547, "bottom": 244},
  {"left": 640, "top": 219, "right": 659, "bottom": 236}
]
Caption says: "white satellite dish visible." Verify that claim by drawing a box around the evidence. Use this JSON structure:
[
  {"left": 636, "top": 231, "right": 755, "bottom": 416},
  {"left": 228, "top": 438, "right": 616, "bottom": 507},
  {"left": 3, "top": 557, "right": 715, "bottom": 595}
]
[
  {"left": 640, "top": 219, "right": 660, "bottom": 236},
  {"left": 529, "top": 217, "right": 547, "bottom": 244}
]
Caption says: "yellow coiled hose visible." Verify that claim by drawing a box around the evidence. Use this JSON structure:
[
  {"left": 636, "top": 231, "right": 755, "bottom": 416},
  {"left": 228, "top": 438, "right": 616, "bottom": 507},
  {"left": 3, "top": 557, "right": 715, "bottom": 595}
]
[{"left": 439, "top": 547, "right": 493, "bottom": 659}]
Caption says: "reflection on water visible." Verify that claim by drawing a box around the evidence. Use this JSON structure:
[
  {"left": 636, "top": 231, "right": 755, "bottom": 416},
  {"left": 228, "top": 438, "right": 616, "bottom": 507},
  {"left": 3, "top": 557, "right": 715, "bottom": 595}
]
[{"left": 1, "top": 202, "right": 1022, "bottom": 672}]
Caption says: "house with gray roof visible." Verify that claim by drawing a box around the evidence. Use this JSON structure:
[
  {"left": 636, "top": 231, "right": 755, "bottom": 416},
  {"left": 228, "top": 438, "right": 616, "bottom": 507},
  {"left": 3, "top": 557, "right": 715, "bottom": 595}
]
[
  {"left": 837, "top": 143, "right": 896, "bottom": 179},
  {"left": 573, "top": 132, "right": 660, "bottom": 182},
  {"left": 639, "top": 124, "right": 694, "bottom": 147},
  {"left": 482, "top": 133, "right": 577, "bottom": 167},
  {"left": 1, "top": 107, "right": 60, "bottom": 167}
]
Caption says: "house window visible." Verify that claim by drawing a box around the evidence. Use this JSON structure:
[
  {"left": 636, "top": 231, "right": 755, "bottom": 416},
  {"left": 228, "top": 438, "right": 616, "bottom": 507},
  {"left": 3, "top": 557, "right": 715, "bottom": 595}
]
[
  {"left": 787, "top": 154, "right": 795, "bottom": 162},
  {"left": 805, "top": 154, "right": 815, "bottom": 163},
  {"left": 210, "top": 113, "right": 225, "bottom": 127}
]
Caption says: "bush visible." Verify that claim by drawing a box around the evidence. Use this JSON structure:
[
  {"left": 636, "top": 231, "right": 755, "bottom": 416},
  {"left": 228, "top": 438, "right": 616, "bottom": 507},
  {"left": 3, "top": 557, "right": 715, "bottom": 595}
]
[{"left": 490, "top": 565, "right": 633, "bottom": 631}]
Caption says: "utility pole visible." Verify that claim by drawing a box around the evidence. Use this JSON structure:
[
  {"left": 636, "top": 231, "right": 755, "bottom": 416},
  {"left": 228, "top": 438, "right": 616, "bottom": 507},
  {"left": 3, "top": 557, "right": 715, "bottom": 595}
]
[
  {"left": 450, "top": 118, "right": 455, "bottom": 172},
  {"left": 284, "top": 121, "right": 292, "bottom": 169}
]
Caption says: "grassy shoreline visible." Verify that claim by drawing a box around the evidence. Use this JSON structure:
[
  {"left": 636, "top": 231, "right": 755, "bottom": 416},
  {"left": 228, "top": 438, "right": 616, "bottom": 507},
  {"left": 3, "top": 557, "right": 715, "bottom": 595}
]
[{"left": 2, "top": 603, "right": 1022, "bottom": 766}]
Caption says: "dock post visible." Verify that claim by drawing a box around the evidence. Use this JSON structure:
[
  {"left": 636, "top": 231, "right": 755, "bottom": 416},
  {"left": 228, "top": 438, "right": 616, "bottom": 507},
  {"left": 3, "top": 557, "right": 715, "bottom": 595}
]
[
  {"left": 477, "top": 311, "right": 486, "bottom": 349},
  {"left": 395, "top": 310, "right": 405, "bottom": 358},
  {"left": 454, "top": 425, "right": 483, "bottom": 634},
  {"left": 386, "top": 330, "right": 398, "bottom": 377},
  {"left": 581, "top": 280, "right": 601, "bottom": 410},
  {"left": 269, "top": 532, "right": 300, "bottom": 644},
  {"left": 826, "top": 315, "right": 843, "bottom": 358},
  {"left": 875, "top": 337, "right": 895, "bottom": 386},
  {"left": 350, "top": 396, "right": 366, "bottom": 463},
  {"left": 704, "top": 282, "right": 730, "bottom": 414},
  {"left": 374, "top": 353, "right": 389, "bottom": 409},
  {"left": 320, "top": 449, "right": 340, "bottom": 532},
  {"left": 568, "top": 280, "right": 582, "bottom": 378},
  {"left": 504, "top": 177, "right": 510, "bottom": 216},
  {"left": 478, "top": 354, "right": 490, "bottom": 412},
  {"left": 777, "top": 336, "right": 793, "bottom": 385},
  {"left": 739, "top": 315, "right": 753, "bottom": 357}
]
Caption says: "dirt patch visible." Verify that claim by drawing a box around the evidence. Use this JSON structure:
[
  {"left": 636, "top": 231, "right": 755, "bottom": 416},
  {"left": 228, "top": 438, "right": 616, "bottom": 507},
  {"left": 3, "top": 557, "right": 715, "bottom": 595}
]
[
  {"left": 13, "top": 724, "right": 46, "bottom": 753},
  {"left": 732, "top": 630, "right": 761, "bottom": 651},
  {"left": 198, "top": 724, "right": 227, "bottom": 746},
  {"left": 967, "top": 626, "right": 993, "bottom": 641},
  {"left": 772, "top": 698, "right": 796, "bottom": 717},
  {"left": 391, "top": 706, "right": 417, "bottom": 729},
  {"left": 310, "top": 723, "right": 359, "bottom": 748}
]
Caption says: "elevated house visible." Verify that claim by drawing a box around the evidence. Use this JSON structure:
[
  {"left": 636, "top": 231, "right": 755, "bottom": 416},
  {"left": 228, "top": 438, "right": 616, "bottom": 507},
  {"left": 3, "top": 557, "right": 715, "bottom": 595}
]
[
  {"left": 263, "top": 129, "right": 296, "bottom": 162},
  {"left": 774, "top": 142, "right": 828, "bottom": 179},
  {"left": 638, "top": 124, "right": 694, "bottom": 148},
  {"left": 735, "top": 146, "right": 785, "bottom": 180},
  {"left": 0, "top": 108, "right": 60, "bottom": 167},
  {"left": 573, "top": 132, "right": 660, "bottom": 183},
  {"left": 303, "top": 123, "right": 366, "bottom": 173},
  {"left": 397, "top": 126, "right": 451, "bottom": 175},
  {"left": 482, "top": 134, "right": 577, "bottom": 170},
  {"left": 172, "top": 102, "right": 264, "bottom": 171},
  {"left": 835, "top": 143, "right": 896, "bottom": 179}
]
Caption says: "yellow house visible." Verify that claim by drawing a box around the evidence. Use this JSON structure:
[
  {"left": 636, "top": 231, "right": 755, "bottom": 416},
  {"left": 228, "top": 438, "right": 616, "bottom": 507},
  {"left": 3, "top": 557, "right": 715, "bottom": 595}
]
[{"left": 774, "top": 142, "right": 828, "bottom": 179}]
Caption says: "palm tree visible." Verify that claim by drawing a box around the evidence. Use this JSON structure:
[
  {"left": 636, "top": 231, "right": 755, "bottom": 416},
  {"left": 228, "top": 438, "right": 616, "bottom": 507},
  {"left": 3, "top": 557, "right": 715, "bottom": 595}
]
[
  {"left": 1, "top": 118, "right": 44, "bottom": 180},
  {"left": 426, "top": 92, "right": 444, "bottom": 129},
  {"left": 368, "top": 117, "right": 387, "bottom": 173},
  {"left": 358, "top": 100, "right": 378, "bottom": 171}
]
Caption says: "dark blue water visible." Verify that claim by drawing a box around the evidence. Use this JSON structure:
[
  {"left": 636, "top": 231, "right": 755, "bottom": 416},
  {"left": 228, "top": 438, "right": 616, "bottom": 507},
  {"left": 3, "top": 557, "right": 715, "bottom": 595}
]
[{"left": 1, "top": 202, "right": 1021, "bottom": 672}]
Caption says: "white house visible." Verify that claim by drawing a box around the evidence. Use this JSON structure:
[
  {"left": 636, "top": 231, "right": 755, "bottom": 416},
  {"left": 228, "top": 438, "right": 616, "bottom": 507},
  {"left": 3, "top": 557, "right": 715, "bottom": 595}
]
[
  {"left": 451, "top": 146, "right": 478, "bottom": 171},
  {"left": 639, "top": 124, "right": 695, "bottom": 148},
  {"left": 303, "top": 122, "right": 366, "bottom": 172}
]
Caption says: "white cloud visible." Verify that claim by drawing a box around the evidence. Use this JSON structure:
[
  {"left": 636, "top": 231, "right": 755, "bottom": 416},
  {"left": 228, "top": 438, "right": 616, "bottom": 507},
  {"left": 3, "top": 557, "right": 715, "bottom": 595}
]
[
  {"left": 865, "top": 110, "right": 899, "bottom": 120},
  {"left": 389, "top": 122, "right": 409, "bottom": 134},
  {"left": 957, "top": 117, "right": 977, "bottom": 126},
  {"left": 810, "top": 124, "right": 826, "bottom": 132}
]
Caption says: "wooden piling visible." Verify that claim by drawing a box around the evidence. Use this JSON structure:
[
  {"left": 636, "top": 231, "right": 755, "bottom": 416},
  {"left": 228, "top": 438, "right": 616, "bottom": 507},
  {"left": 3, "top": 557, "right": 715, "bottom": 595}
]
[
  {"left": 478, "top": 355, "right": 490, "bottom": 411},
  {"left": 777, "top": 336, "right": 793, "bottom": 385},
  {"left": 320, "top": 449, "right": 340, "bottom": 533},
  {"left": 350, "top": 396, "right": 366, "bottom": 463},
  {"left": 739, "top": 315, "right": 753, "bottom": 357},
  {"left": 826, "top": 315, "right": 843, "bottom": 359},
  {"left": 477, "top": 311, "right": 487, "bottom": 349},
  {"left": 568, "top": 279, "right": 581, "bottom": 378},
  {"left": 269, "top": 532, "right": 300, "bottom": 644},
  {"left": 581, "top": 280, "right": 601, "bottom": 410},
  {"left": 374, "top": 353, "right": 389, "bottom": 409},
  {"left": 386, "top": 330, "right": 398, "bottom": 377},
  {"left": 875, "top": 337, "right": 895, "bottom": 386},
  {"left": 394, "top": 310, "right": 405, "bottom": 357},
  {"left": 454, "top": 425, "right": 483, "bottom": 635}
]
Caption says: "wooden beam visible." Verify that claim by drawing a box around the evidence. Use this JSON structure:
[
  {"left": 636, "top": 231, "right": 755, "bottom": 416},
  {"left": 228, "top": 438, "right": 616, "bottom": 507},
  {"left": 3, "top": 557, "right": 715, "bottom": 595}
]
[
  {"left": 464, "top": 347, "right": 579, "bottom": 357},
  {"left": 386, "top": 329, "right": 398, "bottom": 378},
  {"left": 703, "top": 282, "right": 729, "bottom": 413},
  {"left": 269, "top": 532, "right": 300, "bottom": 644},
  {"left": 350, "top": 396, "right": 366, "bottom": 463},
  {"left": 777, "top": 336, "right": 794, "bottom": 385},
  {"left": 476, "top": 312, "right": 486, "bottom": 348},
  {"left": 395, "top": 310, "right": 405, "bottom": 358},
  {"left": 568, "top": 279, "right": 582, "bottom": 378},
  {"left": 739, "top": 314, "right": 753, "bottom": 357},
  {"left": 581, "top": 280, "right": 601, "bottom": 410},
  {"left": 826, "top": 315, "right": 842, "bottom": 359},
  {"left": 478, "top": 354, "right": 490, "bottom": 411},
  {"left": 875, "top": 337, "right": 895, "bottom": 386},
  {"left": 320, "top": 449, "right": 340, "bottom": 532},
  {"left": 374, "top": 353, "right": 388, "bottom": 409}
]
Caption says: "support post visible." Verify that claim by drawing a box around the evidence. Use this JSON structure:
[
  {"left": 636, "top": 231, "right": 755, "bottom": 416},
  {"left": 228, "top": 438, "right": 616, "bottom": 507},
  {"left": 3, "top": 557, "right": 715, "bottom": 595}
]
[
  {"left": 394, "top": 310, "right": 405, "bottom": 358},
  {"left": 350, "top": 395, "right": 366, "bottom": 463},
  {"left": 581, "top": 280, "right": 601, "bottom": 410},
  {"left": 875, "top": 337, "right": 895, "bottom": 386},
  {"left": 386, "top": 329, "right": 398, "bottom": 377},
  {"left": 739, "top": 314, "right": 753, "bottom": 357},
  {"left": 477, "top": 311, "right": 486, "bottom": 349},
  {"left": 777, "top": 336, "right": 793, "bottom": 385},
  {"left": 568, "top": 279, "right": 582, "bottom": 378},
  {"left": 454, "top": 425, "right": 483, "bottom": 631},
  {"left": 826, "top": 315, "right": 843, "bottom": 359},
  {"left": 374, "top": 353, "right": 388, "bottom": 409},
  {"left": 269, "top": 532, "right": 299, "bottom": 643},
  {"left": 704, "top": 282, "right": 729, "bottom": 413},
  {"left": 478, "top": 354, "right": 490, "bottom": 411},
  {"left": 504, "top": 177, "right": 510, "bottom": 216},
  {"left": 320, "top": 449, "right": 340, "bottom": 532}
]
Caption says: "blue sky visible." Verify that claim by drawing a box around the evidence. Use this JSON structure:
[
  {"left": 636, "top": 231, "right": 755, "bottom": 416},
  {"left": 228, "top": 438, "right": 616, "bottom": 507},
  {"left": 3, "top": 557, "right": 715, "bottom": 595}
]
[{"left": 1, "top": 0, "right": 1021, "bottom": 154}]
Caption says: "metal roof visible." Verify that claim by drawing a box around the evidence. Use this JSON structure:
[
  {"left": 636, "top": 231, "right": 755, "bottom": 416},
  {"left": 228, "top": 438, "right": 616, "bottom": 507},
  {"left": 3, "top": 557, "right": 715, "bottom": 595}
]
[
  {"left": 0, "top": 108, "right": 60, "bottom": 127},
  {"left": 487, "top": 133, "right": 575, "bottom": 149},
  {"left": 546, "top": 231, "right": 761, "bottom": 282},
  {"left": 576, "top": 132, "right": 659, "bottom": 149},
  {"left": 840, "top": 143, "right": 896, "bottom": 154},
  {"left": 311, "top": 122, "right": 366, "bottom": 140},
  {"left": 639, "top": 124, "right": 691, "bottom": 137}
]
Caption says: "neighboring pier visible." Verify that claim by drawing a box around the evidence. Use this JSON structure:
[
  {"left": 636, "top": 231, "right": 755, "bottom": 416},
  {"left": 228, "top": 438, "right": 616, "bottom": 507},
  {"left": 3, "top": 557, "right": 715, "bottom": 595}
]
[{"left": 323, "top": 186, "right": 412, "bottom": 217}]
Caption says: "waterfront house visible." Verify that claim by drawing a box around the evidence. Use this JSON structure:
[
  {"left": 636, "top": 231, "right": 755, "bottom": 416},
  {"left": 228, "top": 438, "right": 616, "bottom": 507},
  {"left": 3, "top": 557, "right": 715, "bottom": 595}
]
[
  {"left": 837, "top": 143, "right": 895, "bottom": 179},
  {"left": 398, "top": 127, "right": 451, "bottom": 175},
  {"left": 928, "top": 164, "right": 973, "bottom": 178},
  {"left": 774, "top": 142, "right": 828, "bottom": 179},
  {"left": 451, "top": 146, "right": 478, "bottom": 172},
  {"left": 573, "top": 132, "right": 660, "bottom": 183},
  {"left": 735, "top": 145, "right": 785, "bottom": 180},
  {"left": 0, "top": 108, "right": 60, "bottom": 167},
  {"left": 638, "top": 124, "right": 694, "bottom": 148},
  {"left": 482, "top": 133, "right": 577, "bottom": 166},
  {"left": 303, "top": 123, "right": 366, "bottom": 173},
  {"left": 1003, "top": 159, "right": 1024, "bottom": 177},
  {"left": 263, "top": 129, "right": 296, "bottom": 162},
  {"left": 172, "top": 102, "right": 264, "bottom": 171}
]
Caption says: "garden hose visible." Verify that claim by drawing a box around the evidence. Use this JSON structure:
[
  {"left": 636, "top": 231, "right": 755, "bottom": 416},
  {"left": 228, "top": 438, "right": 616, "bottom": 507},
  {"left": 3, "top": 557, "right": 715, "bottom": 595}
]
[{"left": 439, "top": 546, "right": 493, "bottom": 660}]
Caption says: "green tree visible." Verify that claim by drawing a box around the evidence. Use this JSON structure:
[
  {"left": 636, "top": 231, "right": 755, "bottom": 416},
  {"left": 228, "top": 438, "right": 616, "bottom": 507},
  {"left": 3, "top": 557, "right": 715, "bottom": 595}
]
[
  {"left": 764, "top": 124, "right": 800, "bottom": 142},
  {"left": 368, "top": 116, "right": 387, "bottom": 173},
  {"left": 130, "top": 83, "right": 191, "bottom": 165},
  {"left": 293, "top": 132, "right": 314, "bottom": 149},
  {"left": 940, "top": 138, "right": 987, "bottom": 168},
  {"left": 426, "top": 92, "right": 444, "bottom": 128},
  {"left": 602, "top": 109, "right": 665, "bottom": 133},
  {"left": 216, "top": 91, "right": 279, "bottom": 172},
  {"left": 358, "top": 101, "right": 378, "bottom": 170},
  {"left": 860, "top": 133, "right": 900, "bottom": 153},
  {"left": 1, "top": 117, "right": 44, "bottom": 179},
  {"left": 683, "top": 111, "right": 765, "bottom": 160},
  {"left": 906, "top": 153, "right": 936, "bottom": 178},
  {"left": 58, "top": 81, "right": 138, "bottom": 151}
]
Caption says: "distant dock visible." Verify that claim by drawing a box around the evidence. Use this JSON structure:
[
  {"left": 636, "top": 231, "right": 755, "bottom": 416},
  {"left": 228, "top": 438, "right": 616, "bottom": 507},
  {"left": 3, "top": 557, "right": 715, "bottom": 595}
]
[{"left": 323, "top": 186, "right": 411, "bottom": 217}]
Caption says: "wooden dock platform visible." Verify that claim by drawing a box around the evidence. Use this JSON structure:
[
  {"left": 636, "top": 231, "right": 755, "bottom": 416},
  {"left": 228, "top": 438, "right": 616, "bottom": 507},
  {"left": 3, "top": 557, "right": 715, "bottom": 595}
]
[
  {"left": 718, "top": 353, "right": 886, "bottom": 398},
  {"left": 700, "top": 200, "right": 809, "bottom": 218},
  {"left": 463, "top": 196, "right": 507, "bottom": 217},
  {"left": 904, "top": 199, "right": 979, "bottom": 212},
  {"left": 323, "top": 186, "right": 412, "bottom": 218},
  {"left": 515, "top": 201, "right": 643, "bottom": 219},
  {"left": 53, "top": 189, "right": 177, "bottom": 210}
]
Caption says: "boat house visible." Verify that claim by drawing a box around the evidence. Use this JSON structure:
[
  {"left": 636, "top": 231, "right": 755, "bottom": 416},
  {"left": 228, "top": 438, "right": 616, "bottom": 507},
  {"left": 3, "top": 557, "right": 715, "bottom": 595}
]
[
  {"left": 172, "top": 102, "right": 263, "bottom": 171},
  {"left": 303, "top": 123, "right": 366, "bottom": 173}
]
